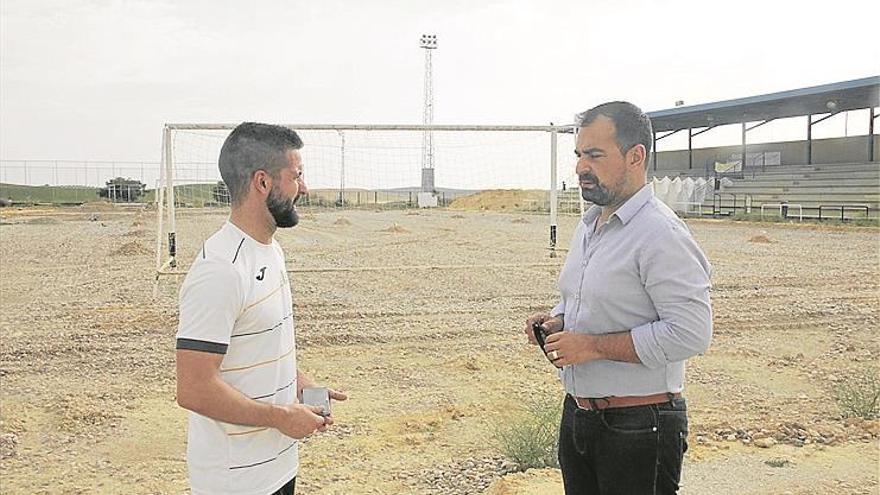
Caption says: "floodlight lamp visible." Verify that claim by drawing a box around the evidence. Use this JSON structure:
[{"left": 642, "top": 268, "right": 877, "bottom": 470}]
[
  {"left": 826, "top": 100, "right": 838, "bottom": 110},
  {"left": 420, "top": 34, "right": 438, "bottom": 49}
]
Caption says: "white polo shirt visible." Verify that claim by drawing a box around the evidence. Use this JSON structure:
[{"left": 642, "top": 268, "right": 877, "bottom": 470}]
[{"left": 176, "top": 221, "right": 298, "bottom": 495}]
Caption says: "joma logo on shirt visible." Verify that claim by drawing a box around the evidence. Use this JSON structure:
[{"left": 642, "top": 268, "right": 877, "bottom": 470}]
[{"left": 256, "top": 267, "right": 267, "bottom": 281}]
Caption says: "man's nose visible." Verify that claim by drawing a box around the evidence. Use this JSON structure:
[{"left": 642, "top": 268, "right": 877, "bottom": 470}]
[{"left": 298, "top": 179, "right": 309, "bottom": 196}]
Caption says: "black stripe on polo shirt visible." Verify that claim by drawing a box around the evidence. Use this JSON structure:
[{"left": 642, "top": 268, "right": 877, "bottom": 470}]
[
  {"left": 229, "top": 441, "right": 297, "bottom": 470},
  {"left": 251, "top": 379, "right": 296, "bottom": 401},
  {"left": 231, "top": 312, "right": 293, "bottom": 339},
  {"left": 231, "top": 238, "right": 245, "bottom": 264},
  {"left": 176, "top": 338, "right": 228, "bottom": 354}
]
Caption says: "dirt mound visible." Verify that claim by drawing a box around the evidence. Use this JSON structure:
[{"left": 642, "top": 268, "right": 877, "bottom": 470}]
[
  {"left": 334, "top": 217, "right": 352, "bottom": 226},
  {"left": 449, "top": 189, "right": 545, "bottom": 211},
  {"left": 111, "top": 241, "right": 151, "bottom": 256},
  {"left": 749, "top": 234, "right": 773, "bottom": 243},
  {"left": 380, "top": 223, "right": 409, "bottom": 234}
]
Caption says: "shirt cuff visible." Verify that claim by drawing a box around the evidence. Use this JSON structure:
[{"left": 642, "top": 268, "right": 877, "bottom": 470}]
[{"left": 631, "top": 321, "right": 669, "bottom": 370}]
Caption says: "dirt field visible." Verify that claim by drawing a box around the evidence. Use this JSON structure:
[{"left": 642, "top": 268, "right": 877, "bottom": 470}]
[{"left": 1, "top": 205, "right": 878, "bottom": 494}]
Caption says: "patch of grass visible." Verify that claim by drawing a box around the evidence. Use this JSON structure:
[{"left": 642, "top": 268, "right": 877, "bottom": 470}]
[
  {"left": 0, "top": 183, "right": 99, "bottom": 203},
  {"left": 493, "top": 394, "right": 562, "bottom": 471},
  {"left": 0, "top": 183, "right": 225, "bottom": 207},
  {"left": 835, "top": 367, "right": 880, "bottom": 419}
]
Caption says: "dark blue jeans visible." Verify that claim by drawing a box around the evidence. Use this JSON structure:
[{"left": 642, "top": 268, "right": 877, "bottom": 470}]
[{"left": 558, "top": 394, "right": 688, "bottom": 494}]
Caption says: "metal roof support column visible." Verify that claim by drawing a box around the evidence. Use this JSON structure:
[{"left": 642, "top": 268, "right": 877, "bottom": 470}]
[
  {"left": 688, "top": 128, "right": 693, "bottom": 169},
  {"left": 652, "top": 131, "right": 657, "bottom": 171},
  {"left": 807, "top": 115, "right": 812, "bottom": 165},
  {"left": 870, "top": 107, "right": 876, "bottom": 162},
  {"left": 741, "top": 122, "right": 747, "bottom": 170}
]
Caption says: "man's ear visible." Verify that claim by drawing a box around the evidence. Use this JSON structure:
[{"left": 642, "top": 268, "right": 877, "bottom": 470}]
[
  {"left": 253, "top": 170, "right": 272, "bottom": 195},
  {"left": 628, "top": 144, "right": 647, "bottom": 170}
]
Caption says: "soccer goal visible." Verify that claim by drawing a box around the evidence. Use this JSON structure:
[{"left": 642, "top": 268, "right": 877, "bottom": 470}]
[{"left": 154, "top": 123, "right": 579, "bottom": 282}]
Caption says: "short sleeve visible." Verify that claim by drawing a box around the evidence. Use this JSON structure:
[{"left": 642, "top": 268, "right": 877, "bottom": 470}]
[{"left": 176, "top": 260, "right": 244, "bottom": 354}]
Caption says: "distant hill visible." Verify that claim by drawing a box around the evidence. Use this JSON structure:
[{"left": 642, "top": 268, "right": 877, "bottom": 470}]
[
  {"left": 0, "top": 182, "right": 221, "bottom": 207},
  {"left": 0, "top": 183, "right": 100, "bottom": 203}
]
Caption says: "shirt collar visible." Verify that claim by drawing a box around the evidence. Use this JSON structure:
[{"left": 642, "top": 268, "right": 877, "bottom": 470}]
[
  {"left": 612, "top": 183, "right": 654, "bottom": 226},
  {"left": 581, "top": 183, "right": 653, "bottom": 227}
]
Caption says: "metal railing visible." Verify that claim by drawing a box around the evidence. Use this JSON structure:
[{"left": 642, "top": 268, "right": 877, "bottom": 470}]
[
  {"left": 760, "top": 203, "right": 804, "bottom": 221},
  {"left": 818, "top": 204, "right": 871, "bottom": 221}
]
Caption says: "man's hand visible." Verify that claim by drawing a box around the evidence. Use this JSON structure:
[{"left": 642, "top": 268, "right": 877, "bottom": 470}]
[
  {"left": 524, "top": 313, "right": 563, "bottom": 345},
  {"left": 295, "top": 371, "right": 348, "bottom": 432},
  {"left": 543, "top": 331, "right": 597, "bottom": 366},
  {"left": 269, "top": 403, "right": 328, "bottom": 439},
  {"left": 328, "top": 389, "right": 348, "bottom": 402},
  {"left": 543, "top": 331, "right": 641, "bottom": 366},
  {"left": 297, "top": 369, "right": 349, "bottom": 404},
  {"left": 319, "top": 389, "right": 348, "bottom": 431}
]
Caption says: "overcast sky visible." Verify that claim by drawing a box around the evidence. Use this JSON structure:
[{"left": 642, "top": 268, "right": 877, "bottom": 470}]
[{"left": 1, "top": 0, "right": 878, "bottom": 167}]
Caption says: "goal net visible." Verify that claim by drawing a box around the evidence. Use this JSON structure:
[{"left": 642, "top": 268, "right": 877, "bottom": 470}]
[{"left": 155, "top": 124, "right": 580, "bottom": 280}]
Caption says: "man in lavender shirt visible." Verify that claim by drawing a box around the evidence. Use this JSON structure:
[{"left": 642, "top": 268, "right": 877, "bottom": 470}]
[{"left": 525, "top": 101, "right": 713, "bottom": 494}]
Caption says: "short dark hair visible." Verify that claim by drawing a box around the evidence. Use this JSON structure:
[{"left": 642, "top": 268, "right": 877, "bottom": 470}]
[
  {"left": 576, "top": 101, "right": 653, "bottom": 164},
  {"left": 218, "top": 122, "right": 304, "bottom": 204}
]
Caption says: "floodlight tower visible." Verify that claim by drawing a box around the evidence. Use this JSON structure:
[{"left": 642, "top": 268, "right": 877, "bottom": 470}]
[{"left": 420, "top": 34, "right": 437, "bottom": 193}]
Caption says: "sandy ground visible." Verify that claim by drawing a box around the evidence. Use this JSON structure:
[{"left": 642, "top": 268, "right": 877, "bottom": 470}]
[{"left": 0, "top": 205, "right": 878, "bottom": 494}]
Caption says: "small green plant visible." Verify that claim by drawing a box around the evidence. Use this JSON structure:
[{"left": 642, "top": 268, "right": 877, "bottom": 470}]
[
  {"left": 764, "top": 458, "right": 791, "bottom": 468},
  {"left": 493, "top": 394, "right": 562, "bottom": 471},
  {"left": 835, "top": 367, "right": 880, "bottom": 419}
]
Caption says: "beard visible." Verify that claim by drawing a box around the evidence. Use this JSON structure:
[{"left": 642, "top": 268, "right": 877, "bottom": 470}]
[
  {"left": 579, "top": 172, "right": 615, "bottom": 206},
  {"left": 266, "top": 186, "right": 300, "bottom": 228}
]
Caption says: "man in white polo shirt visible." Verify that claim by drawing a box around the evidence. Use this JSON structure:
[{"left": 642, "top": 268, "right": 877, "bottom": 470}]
[{"left": 176, "top": 122, "right": 347, "bottom": 495}]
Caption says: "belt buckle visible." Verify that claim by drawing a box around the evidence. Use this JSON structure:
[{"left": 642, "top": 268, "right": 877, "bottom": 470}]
[{"left": 574, "top": 395, "right": 610, "bottom": 411}]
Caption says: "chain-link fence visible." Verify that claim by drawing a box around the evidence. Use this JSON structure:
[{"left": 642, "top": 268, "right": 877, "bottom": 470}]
[{"left": 0, "top": 160, "right": 159, "bottom": 204}]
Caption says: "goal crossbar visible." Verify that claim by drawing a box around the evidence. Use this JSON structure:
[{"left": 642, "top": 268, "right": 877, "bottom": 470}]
[
  {"left": 165, "top": 123, "right": 576, "bottom": 132},
  {"left": 154, "top": 122, "right": 579, "bottom": 291}
]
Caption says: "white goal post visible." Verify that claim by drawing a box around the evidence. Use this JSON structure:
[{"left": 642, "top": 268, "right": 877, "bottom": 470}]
[{"left": 155, "top": 123, "right": 578, "bottom": 281}]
